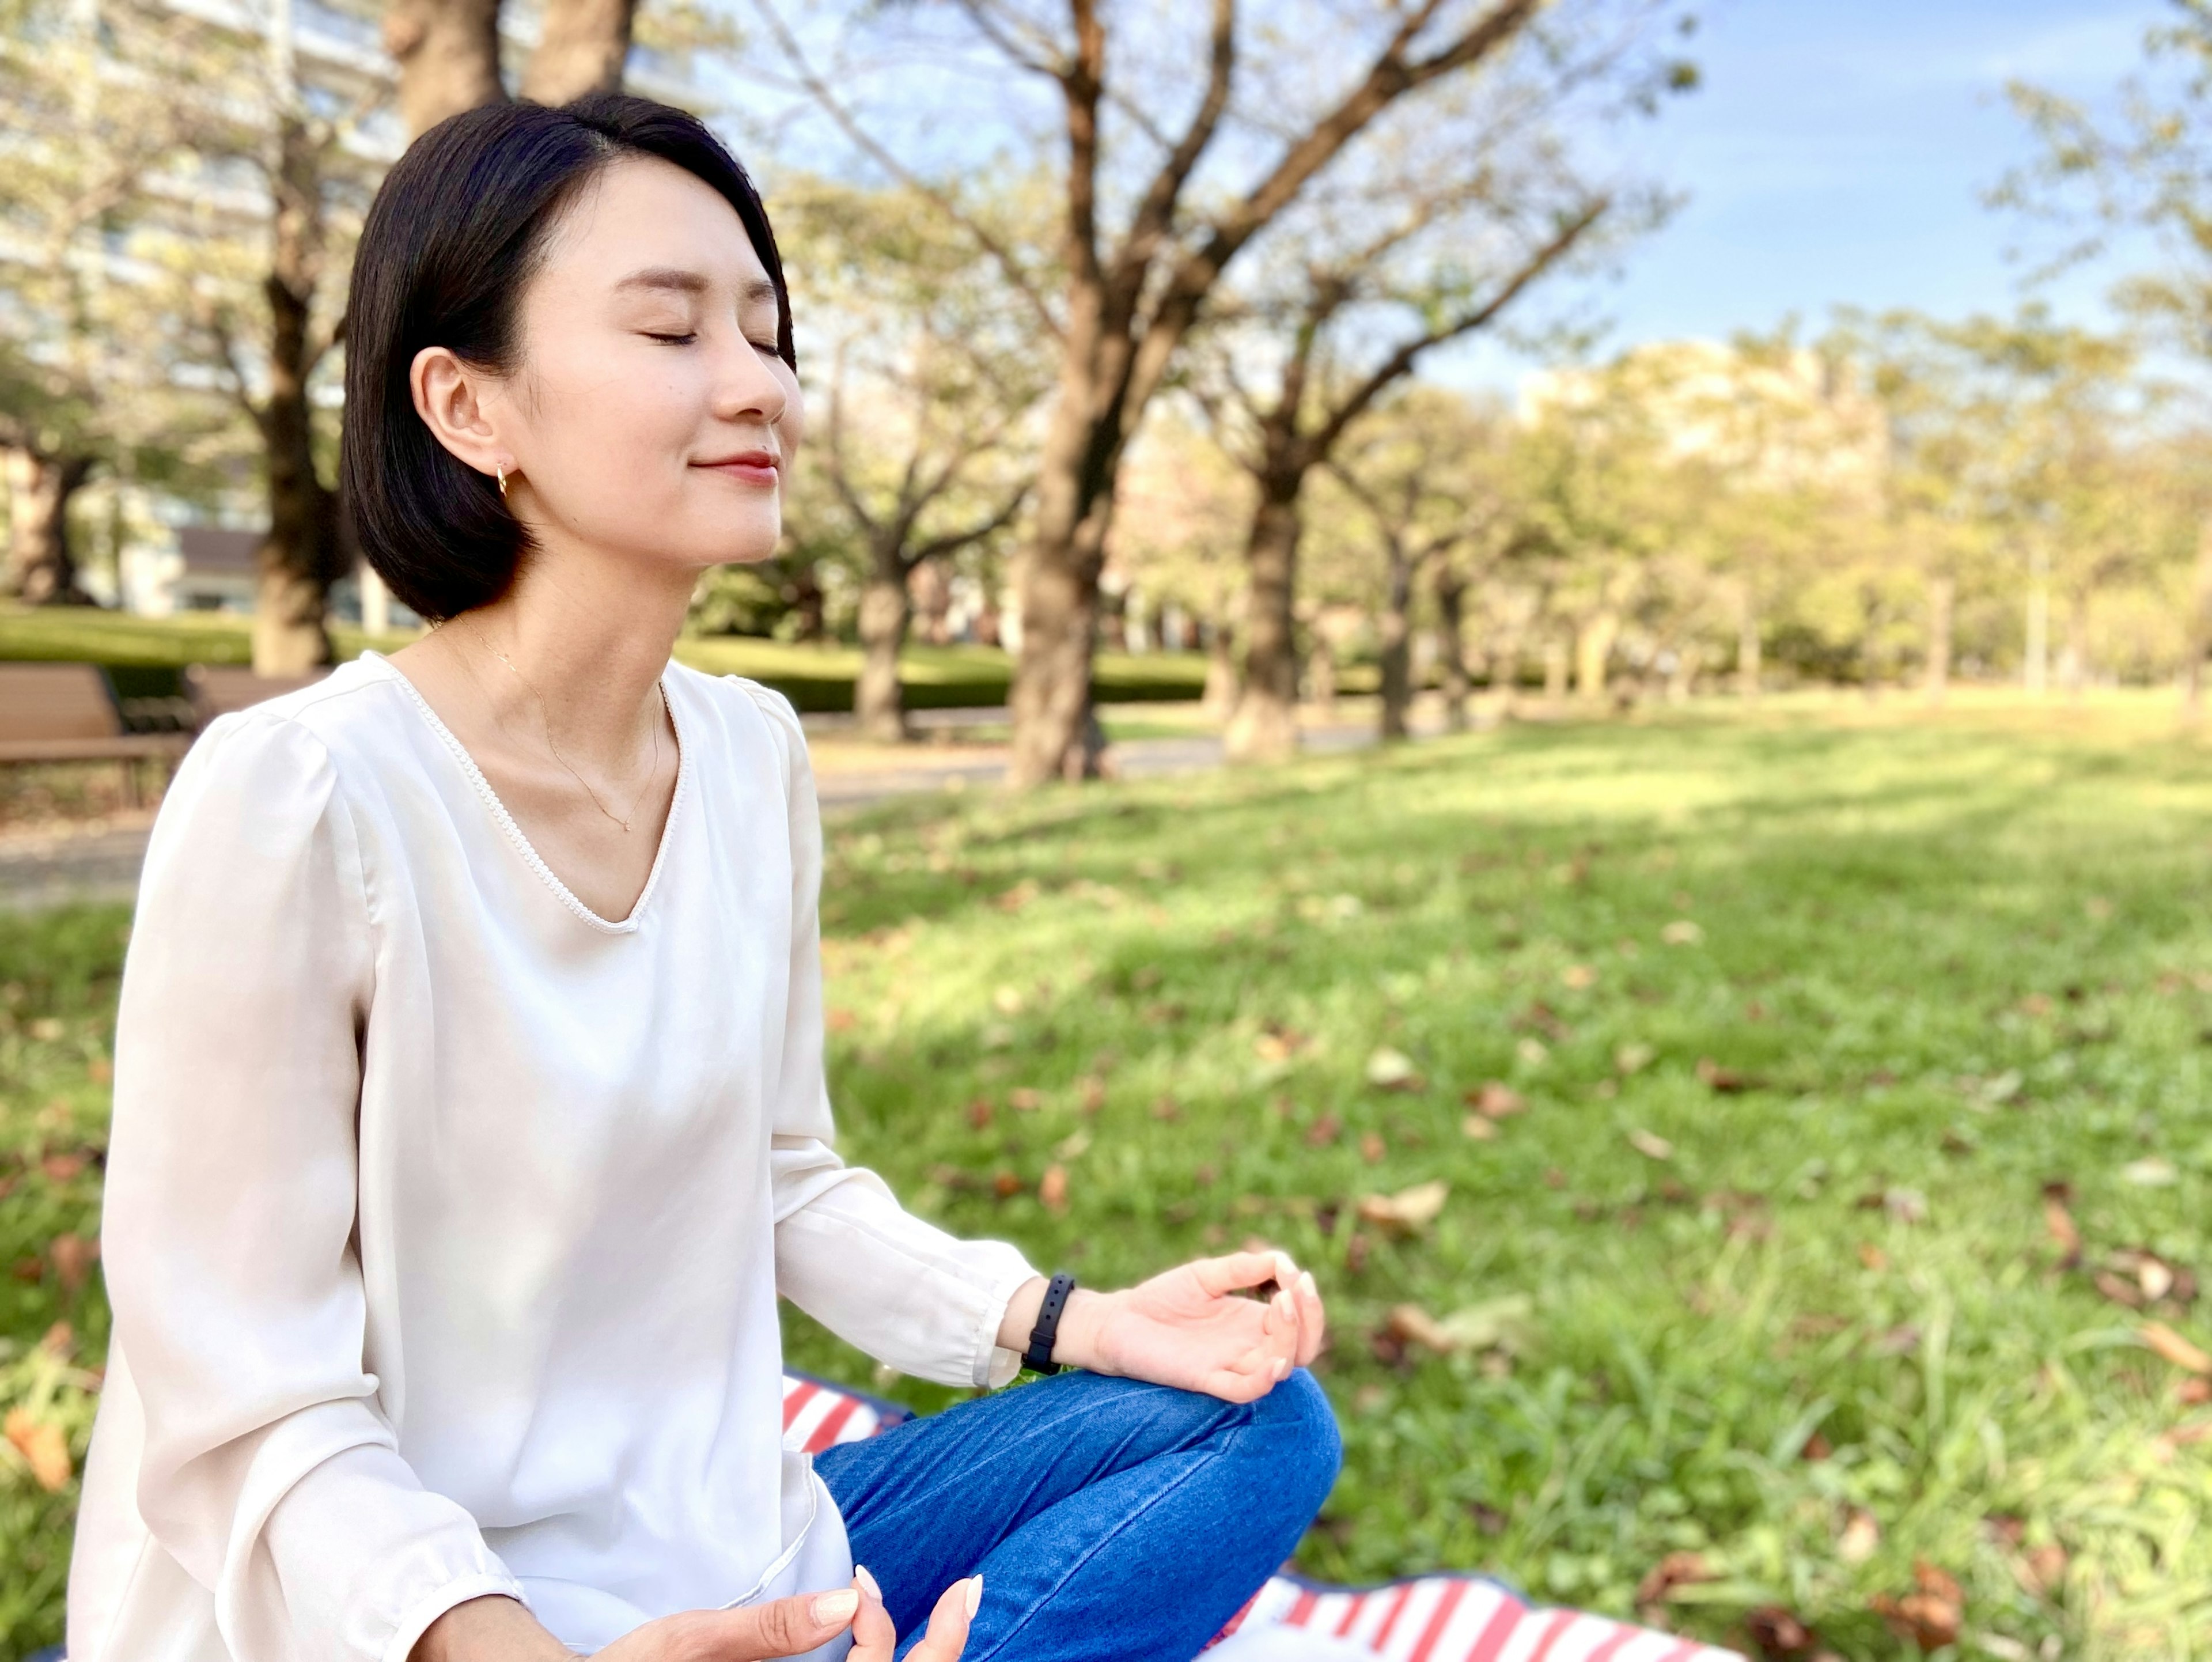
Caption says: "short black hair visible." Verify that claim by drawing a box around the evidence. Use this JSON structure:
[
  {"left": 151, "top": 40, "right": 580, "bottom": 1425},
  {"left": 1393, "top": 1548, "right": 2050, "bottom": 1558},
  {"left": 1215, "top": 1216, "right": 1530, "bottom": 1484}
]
[{"left": 342, "top": 93, "right": 794, "bottom": 622}]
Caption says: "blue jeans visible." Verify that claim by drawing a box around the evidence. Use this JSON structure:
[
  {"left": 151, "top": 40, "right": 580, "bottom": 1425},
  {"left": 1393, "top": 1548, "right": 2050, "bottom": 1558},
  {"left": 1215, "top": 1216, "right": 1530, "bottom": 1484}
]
[{"left": 813, "top": 1368, "right": 1342, "bottom": 1662}]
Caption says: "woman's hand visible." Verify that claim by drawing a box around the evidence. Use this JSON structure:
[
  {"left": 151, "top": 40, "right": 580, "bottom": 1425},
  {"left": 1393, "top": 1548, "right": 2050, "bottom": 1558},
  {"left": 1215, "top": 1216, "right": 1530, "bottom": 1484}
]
[
  {"left": 411, "top": 1567, "right": 982, "bottom": 1662},
  {"left": 849, "top": 1565, "right": 978, "bottom": 1662},
  {"left": 1000, "top": 1251, "right": 1328, "bottom": 1403}
]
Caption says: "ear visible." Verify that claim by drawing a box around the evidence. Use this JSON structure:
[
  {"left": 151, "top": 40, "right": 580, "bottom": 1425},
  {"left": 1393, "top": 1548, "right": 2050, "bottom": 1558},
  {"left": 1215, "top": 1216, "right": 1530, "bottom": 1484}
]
[{"left": 410, "top": 345, "right": 510, "bottom": 479}]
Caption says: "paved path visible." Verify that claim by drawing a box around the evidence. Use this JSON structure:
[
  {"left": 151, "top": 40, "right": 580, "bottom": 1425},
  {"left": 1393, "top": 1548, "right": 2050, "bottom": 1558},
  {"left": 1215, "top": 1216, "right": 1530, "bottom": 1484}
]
[{"left": 1, "top": 710, "right": 1427, "bottom": 908}]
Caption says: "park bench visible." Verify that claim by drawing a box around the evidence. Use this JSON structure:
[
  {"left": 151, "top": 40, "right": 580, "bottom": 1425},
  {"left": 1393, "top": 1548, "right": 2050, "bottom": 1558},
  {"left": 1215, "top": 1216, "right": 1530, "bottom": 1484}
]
[
  {"left": 184, "top": 664, "right": 327, "bottom": 724},
  {"left": 0, "top": 664, "right": 193, "bottom": 807}
]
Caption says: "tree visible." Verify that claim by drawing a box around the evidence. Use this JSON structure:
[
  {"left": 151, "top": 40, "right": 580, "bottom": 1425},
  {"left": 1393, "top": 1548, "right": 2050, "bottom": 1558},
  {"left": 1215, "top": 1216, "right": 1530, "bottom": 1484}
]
[
  {"left": 0, "top": 0, "right": 229, "bottom": 605},
  {"left": 1998, "top": 6, "right": 2212, "bottom": 708},
  {"left": 1192, "top": 160, "right": 1619, "bottom": 759},
  {"left": 781, "top": 180, "right": 1048, "bottom": 739},
  {"left": 755, "top": 0, "right": 1695, "bottom": 783},
  {"left": 1325, "top": 388, "right": 1511, "bottom": 739}
]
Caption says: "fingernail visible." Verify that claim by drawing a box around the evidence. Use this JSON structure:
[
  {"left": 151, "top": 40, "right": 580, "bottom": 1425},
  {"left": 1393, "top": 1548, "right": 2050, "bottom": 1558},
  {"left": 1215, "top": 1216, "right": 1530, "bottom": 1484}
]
[
  {"left": 965, "top": 1575, "right": 984, "bottom": 1617},
  {"left": 1274, "top": 1357, "right": 1291, "bottom": 1379},
  {"left": 813, "top": 1589, "right": 861, "bottom": 1625},
  {"left": 1300, "top": 1271, "right": 1318, "bottom": 1297},
  {"left": 854, "top": 1565, "right": 882, "bottom": 1601}
]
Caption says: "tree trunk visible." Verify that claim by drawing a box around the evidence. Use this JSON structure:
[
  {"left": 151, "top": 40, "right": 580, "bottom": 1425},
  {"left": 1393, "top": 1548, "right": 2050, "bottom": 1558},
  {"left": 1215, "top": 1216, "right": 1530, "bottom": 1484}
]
[
  {"left": 2024, "top": 542, "right": 2050, "bottom": 697},
  {"left": 1377, "top": 548, "right": 1414, "bottom": 743},
  {"left": 4, "top": 448, "right": 97, "bottom": 605},
  {"left": 1736, "top": 583, "right": 1762, "bottom": 702},
  {"left": 2061, "top": 587, "right": 2090, "bottom": 701},
  {"left": 2185, "top": 520, "right": 2212, "bottom": 718},
  {"left": 912, "top": 556, "right": 951, "bottom": 645},
  {"left": 854, "top": 550, "right": 911, "bottom": 744},
  {"left": 1305, "top": 639, "right": 1336, "bottom": 714},
  {"left": 384, "top": 0, "right": 505, "bottom": 137},
  {"left": 1542, "top": 634, "right": 1569, "bottom": 704},
  {"left": 1924, "top": 571, "right": 1953, "bottom": 707},
  {"left": 1573, "top": 609, "right": 1618, "bottom": 701},
  {"left": 1007, "top": 353, "right": 1119, "bottom": 783},
  {"left": 255, "top": 113, "right": 342, "bottom": 675},
  {"left": 1223, "top": 482, "right": 1302, "bottom": 763},
  {"left": 1665, "top": 641, "right": 1700, "bottom": 704},
  {"left": 1202, "top": 611, "right": 1238, "bottom": 720},
  {"left": 520, "top": 0, "right": 632, "bottom": 104},
  {"left": 1434, "top": 567, "right": 1469, "bottom": 732}
]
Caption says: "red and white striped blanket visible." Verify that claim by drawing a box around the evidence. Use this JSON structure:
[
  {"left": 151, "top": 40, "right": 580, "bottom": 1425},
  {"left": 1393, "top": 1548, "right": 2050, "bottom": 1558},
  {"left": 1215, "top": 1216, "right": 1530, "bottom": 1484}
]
[{"left": 779, "top": 1375, "right": 1744, "bottom": 1662}]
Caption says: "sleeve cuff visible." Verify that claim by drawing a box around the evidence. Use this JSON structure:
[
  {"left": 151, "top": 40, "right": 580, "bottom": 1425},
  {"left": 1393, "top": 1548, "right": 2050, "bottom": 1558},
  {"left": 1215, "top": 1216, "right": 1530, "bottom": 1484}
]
[
  {"left": 381, "top": 1572, "right": 532, "bottom": 1662},
  {"left": 973, "top": 1264, "right": 1043, "bottom": 1390}
]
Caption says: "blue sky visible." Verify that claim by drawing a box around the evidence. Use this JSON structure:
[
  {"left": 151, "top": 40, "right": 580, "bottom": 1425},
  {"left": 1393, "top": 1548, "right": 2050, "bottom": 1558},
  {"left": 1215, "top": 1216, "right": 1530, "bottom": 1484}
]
[{"left": 1452, "top": 0, "right": 2169, "bottom": 382}]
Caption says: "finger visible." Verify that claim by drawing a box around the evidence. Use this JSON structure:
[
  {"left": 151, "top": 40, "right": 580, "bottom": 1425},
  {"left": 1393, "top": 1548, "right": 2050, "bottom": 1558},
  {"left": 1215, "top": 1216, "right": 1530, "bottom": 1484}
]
[
  {"left": 848, "top": 1568, "right": 896, "bottom": 1662},
  {"left": 690, "top": 1588, "right": 860, "bottom": 1660},
  {"left": 1292, "top": 1269, "right": 1327, "bottom": 1367},
  {"left": 1190, "top": 1251, "right": 1284, "bottom": 1298},
  {"left": 1198, "top": 1359, "right": 1279, "bottom": 1403},
  {"left": 1271, "top": 1251, "right": 1311, "bottom": 1357},
  {"left": 1264, "top": 1287, "right": 1300, "bottom": 1366},
  {"left": 907, "top": 1575, "right": 983, "bottom": 1662}
]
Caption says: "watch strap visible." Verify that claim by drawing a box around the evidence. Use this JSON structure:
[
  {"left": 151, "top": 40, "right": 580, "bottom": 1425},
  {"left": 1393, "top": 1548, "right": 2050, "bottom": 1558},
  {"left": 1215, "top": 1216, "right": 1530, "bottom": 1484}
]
[{"left": 1022, "top": 1271, "right": 1077, "bottom": 1376}]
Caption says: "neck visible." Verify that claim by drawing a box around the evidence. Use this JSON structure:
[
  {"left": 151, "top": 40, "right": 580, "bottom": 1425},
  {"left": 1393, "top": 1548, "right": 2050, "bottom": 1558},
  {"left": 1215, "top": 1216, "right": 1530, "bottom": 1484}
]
[{"left": 441, "top": 531, "right": 696, "bottom": 768}]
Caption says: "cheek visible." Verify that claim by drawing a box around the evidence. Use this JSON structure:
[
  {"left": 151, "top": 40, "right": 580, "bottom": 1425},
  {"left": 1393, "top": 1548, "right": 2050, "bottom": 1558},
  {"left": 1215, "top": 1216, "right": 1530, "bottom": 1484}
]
[{"left": 530, "top": 340, "right": 703, "bottom": 464}]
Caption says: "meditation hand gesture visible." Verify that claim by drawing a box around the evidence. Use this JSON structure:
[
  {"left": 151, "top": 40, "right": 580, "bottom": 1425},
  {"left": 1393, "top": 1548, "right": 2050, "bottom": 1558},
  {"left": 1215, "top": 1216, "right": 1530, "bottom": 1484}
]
[{"left": 1005, "top": 1250, "right": 1328, "bottom": 1403}]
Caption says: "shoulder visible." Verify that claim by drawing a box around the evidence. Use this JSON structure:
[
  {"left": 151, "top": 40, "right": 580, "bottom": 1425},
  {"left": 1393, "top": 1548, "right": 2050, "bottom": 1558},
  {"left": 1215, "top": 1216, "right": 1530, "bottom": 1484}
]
[
  {"left": 666, "top": 659, "right": 809, "bottom": 775},
  {"left": 153, "top": 659, "right": 408, "bottom": 852}
]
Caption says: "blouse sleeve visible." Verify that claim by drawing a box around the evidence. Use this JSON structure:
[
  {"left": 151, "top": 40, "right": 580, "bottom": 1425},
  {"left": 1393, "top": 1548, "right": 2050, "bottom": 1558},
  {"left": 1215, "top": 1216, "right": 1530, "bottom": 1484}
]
[
  {"left": 736, "top": 682, "right": 1038, "bottom": 1391},
  {"left": 102, "top": 712, "right": 522, "bottom": 1662}
]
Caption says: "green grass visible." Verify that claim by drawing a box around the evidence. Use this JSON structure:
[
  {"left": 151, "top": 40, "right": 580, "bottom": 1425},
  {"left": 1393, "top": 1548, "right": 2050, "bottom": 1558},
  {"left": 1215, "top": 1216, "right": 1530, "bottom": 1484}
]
[
  {"left": 0, "top": 603, "right": 1207, "bottom": 711},
  {"left": 6, "top": 702, "right": 2212, "bottom": 1657}
]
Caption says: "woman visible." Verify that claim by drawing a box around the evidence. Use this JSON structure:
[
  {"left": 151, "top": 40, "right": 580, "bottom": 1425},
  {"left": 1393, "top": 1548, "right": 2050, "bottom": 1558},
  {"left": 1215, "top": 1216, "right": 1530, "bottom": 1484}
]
[{"left": 65, "top": 94, "right": 1338, "bottom": 1662}]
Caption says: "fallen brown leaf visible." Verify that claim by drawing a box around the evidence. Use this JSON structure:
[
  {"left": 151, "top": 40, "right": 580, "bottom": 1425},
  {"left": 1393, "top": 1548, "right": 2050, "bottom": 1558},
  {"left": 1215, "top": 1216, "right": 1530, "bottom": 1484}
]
[
  {"left": 1151, "top": 1095, "right": 1182, "bottom": 1122},
  {"left": 1009, "top": 1088, "right": 1043, "bottom": 1112},
  {"left": 991, "top": 1171, "right": 1022, "bottom": 1200},
  {"left": 48, "top": 1233, "right": 96, "bottom": 1293},
  {"left": 1358, "top": 1131, "right": 1387, "bottom": 1164},
  {"left": 1744, "top": 1606, "right": 1817, "bottom": 1660},
  {"left": 40, "top": 1152, "right": 85, "bottom": 1183},
  {"left": 2181, "top": 1376, "right": 2212, "bottom": 1406},
  {"left": 965, "top": 1098, "right": 994, "bottom": 1130},
  {"left": 1871, "top": 1562, "right": 1963, "bottom": 1650},
  {"left": 2043, "top": 1186, "right": 2081, "bottom": 1265},
  {"left": 1304, "top": 1113, "right": 1342, "bottom": 1149},
  {"left": 1634, "top": 1550, "right": 1711, "bottom": 1608},
  {"left": 1696, "top": 1057, "right": 1752, "bottom": 1093},
  {"left": 1838, "top": 1508, "right": 1880, "bottom": 1564},
  {"left": 1038, "top": 1165, "right": 1069, "bottom": 1213},
  {"left": 1383, "top": 1304, "right": 1456, "bottom": 1353},
  {"left": 825, "top": 1007, "right": 858, "bottom": 1033},
  {"left": 3, "top": 1408, "right": 69, "bottom": 1491},
  {"left": 2096, "top": 1270, "right": 2146, "bottom": 1309},
  {"left": 1560, "top": 964, "right": 1598, "bottom": 991},
  {"left": 1460, "top": 1115, "right": 1498, "bottom": 1141},
  {"left": 1465, "top": 1081, "right": 1525, "bottom": 1119},
  {"left": 1357, "top": 1180, "right": 1449, "bottom": 1233},
  {"left": 2018, "top": 1542, "right": 2067, "bottom": 1597},
  {"left": 1858, "top": 1242, "right": 1889, "bottom": 1271},
  {"left": 1627, "top": 1129, "right": 1675, "bottom": 1162},
  {"left": 2141, "top": 1321, "right": 2212, "bottom": 1375}
]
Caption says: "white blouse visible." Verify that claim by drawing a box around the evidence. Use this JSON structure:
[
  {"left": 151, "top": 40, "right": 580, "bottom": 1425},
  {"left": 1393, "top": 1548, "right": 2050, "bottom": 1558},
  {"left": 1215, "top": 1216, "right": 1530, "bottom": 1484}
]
[{"left": 66, "top": 650, "right": 1037, "bottom": 1662}]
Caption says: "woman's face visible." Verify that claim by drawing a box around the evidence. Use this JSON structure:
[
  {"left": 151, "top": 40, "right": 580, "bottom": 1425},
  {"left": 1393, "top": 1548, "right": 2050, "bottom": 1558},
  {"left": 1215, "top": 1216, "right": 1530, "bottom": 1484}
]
[{"left": 450, "top": 154, "right": 804, "bottom": 576}]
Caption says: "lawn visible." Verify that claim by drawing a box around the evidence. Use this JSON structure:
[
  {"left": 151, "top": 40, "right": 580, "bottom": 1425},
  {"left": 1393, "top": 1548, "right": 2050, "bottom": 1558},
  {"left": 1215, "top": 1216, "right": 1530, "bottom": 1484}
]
[
  {"left": 0, "top": 603, "right": 1209, "bottom": 711},
  {"left": 5, "top": 701, "right": 2212, "bottom": 1657}
]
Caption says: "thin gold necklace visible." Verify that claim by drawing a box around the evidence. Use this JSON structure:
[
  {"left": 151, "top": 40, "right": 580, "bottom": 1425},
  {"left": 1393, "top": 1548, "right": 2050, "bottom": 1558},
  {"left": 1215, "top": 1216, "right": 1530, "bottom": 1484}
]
[{"left": 453, "top": 616, "right": 665, "bottom": 834}]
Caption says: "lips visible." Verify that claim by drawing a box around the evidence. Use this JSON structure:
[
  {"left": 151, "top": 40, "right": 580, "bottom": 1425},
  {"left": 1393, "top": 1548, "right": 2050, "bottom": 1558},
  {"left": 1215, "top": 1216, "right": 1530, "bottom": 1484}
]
[{"left": 696, "top": 450, "right": 780, "bottom": 486}]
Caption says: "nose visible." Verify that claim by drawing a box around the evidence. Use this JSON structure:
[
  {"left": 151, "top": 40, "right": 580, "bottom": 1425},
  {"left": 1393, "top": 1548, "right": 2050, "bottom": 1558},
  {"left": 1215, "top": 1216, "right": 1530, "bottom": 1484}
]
[{"left": 710, "top": 328, "right": 790, "bottom": 429}]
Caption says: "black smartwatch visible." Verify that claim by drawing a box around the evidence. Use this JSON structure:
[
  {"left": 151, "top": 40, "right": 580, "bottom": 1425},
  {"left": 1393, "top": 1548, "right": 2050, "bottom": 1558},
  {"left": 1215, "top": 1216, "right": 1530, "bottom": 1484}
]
[{"left": 1021, "top": 1271, "right": 1078, "bottom": 1376}]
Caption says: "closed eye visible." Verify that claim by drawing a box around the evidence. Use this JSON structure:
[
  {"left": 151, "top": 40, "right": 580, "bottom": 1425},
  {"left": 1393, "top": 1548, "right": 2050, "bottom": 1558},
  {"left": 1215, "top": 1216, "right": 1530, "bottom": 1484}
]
[{"left": 644, "top": 331, "right": 698, "bottom": 345}]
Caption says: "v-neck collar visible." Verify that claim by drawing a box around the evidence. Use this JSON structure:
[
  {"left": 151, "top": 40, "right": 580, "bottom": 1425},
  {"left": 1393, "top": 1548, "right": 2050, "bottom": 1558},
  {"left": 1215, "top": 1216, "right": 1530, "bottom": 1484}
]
[{"left": 361, "top": 648, "right": 689, "bottom": 935}]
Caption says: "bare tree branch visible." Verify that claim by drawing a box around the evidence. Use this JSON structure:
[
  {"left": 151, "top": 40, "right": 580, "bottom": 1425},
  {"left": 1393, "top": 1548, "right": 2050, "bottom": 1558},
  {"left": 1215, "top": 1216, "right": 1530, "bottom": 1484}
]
[{"left": 750, "top": 0, "right": 1063, "bottom": 343}]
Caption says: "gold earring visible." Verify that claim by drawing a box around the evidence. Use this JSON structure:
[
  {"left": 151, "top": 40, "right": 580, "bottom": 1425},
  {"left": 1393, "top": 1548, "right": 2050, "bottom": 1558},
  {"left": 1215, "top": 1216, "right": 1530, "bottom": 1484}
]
[{"left": 495, "top": 464, "right": 510, "bottom": 501}]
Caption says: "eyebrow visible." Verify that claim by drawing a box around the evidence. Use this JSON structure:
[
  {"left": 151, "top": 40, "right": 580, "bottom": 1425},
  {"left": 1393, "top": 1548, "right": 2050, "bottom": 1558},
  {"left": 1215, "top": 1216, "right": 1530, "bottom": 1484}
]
[{"left": 613, "top": 267, "right": 778, "bottom": 308}]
